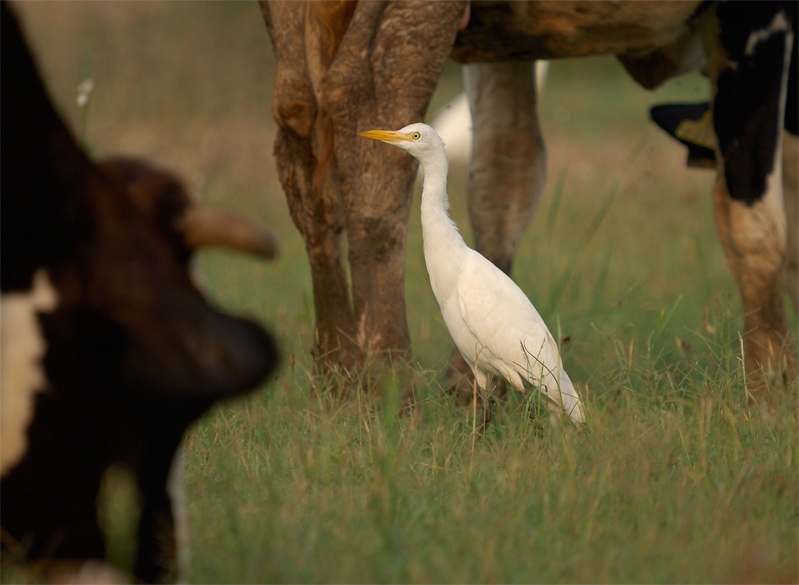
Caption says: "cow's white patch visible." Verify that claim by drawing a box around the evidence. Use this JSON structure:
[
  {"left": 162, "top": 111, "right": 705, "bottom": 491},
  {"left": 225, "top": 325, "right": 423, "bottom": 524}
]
[
  {"left": 745, "top": 11, "right": 790, "bottom": 56},
  {"left": 760, "top": 143, "right": 787, "bottom": 243},
  {"left": 1, "top": 269, "right": 59, "bottom": 477},
  {"left": 759, "top": 20, "right": 795, "bottom": 247}
]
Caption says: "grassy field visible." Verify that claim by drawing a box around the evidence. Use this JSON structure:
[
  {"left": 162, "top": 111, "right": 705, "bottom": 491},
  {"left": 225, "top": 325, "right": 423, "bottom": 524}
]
[{"left": 12, "top": 2, "right": 799, "bottom": 583}]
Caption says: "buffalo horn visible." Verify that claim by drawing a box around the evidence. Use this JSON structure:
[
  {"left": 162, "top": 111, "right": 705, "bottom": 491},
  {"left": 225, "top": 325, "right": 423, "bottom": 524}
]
[{"left": 180, "top": 206, "right": 278, "bottom": 259}]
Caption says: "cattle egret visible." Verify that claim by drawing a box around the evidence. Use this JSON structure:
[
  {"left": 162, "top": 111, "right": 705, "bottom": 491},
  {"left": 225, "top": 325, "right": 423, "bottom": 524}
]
[{"left": 360, "top": 123, "right": 585, "bottom": 427}]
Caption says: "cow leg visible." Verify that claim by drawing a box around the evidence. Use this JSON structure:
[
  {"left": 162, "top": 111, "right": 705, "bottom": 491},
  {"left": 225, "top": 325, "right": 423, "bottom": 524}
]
[
  {"left": 447, "top": 60, "right": 546, "bottom": 394},
  {"left": 0, "top": 395, "right": 107, "bottom": 565},
  {"left": 133, "top": 426, "right": 184, "bottom": 583},
  {"left": 705, "top": 4, "right": 796, "bottom": 392},
  {"left": 464, "top": 61, "right": 545, "bottom": 275},
  {"left": 783, "top": 0, "right": 798, "bottom": 311},
  {"left": 712, "top": 176, "right": 792, "bottom": 384},
  {"left": 323, "top": 1, "right": 467, "bottom": 371},
  {"left": 782, "top": 131, "right": 798, "bottom": 309},
  {"left": 261, "top": 1, "right": 361, "bottom": 373}
]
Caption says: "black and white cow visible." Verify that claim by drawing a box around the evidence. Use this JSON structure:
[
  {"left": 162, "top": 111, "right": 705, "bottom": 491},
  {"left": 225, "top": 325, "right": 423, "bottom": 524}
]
[
  {"left": 449, "top": 0, "right": 798, "bottom": 394},
  {"left": 1, "top": 3, "right": 280, "bottom": 582}
]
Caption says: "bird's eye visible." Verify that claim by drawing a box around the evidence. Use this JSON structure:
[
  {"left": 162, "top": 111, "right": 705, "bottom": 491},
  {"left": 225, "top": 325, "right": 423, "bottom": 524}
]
[{"left": 411, "top": 132, "right": 421, "bottom": 140}]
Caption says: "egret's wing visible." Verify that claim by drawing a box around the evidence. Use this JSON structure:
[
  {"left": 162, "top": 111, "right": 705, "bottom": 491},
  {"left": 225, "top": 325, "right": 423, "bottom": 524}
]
[
  {"left": 455, "top": 251, "right": 557, "bottom": 372},
  {"left": 455, "top": 250, "right": 585, "bottom": 424}
]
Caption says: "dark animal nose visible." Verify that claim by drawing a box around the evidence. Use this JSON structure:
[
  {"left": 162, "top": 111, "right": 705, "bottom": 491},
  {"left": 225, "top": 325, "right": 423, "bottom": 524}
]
[
  {"left": 121, "top": 295, "right": 279, "bottom": 414},
  {"left": 198, "top": 310, "right": 280, "bottom": 397}
]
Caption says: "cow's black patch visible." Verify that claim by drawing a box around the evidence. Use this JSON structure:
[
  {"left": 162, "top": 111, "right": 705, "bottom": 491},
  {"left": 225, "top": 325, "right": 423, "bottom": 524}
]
[
  {"left": 650, "top": 102, "right": 716, "bottom": 168},
  {"left": 0, "top": 3, "right": 95, "bottom": 293},
  {"left": 715, "top": 3, "right": 792, "bottom": 205}
]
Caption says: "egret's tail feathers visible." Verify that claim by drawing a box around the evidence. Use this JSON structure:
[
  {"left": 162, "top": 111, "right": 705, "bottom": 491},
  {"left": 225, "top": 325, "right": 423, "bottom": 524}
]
[
  {"left": 517, "top": 339, "right": 585, "bottom": 425},
  {"left": 556, "top": 370, "right": 585, "bottom": 425}
]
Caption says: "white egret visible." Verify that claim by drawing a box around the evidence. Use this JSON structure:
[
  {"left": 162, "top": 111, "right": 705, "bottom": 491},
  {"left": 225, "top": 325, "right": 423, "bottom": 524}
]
[{"left": 360, "top": 123, "right": 585, "bottom": 428}]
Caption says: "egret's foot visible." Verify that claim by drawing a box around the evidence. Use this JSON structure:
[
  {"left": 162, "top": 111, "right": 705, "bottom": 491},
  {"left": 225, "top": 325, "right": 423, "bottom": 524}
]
[
  {"left": 473, "top": 399, "right": 494, "bottom": 439},
  {"left": 523, "top": 393, "right": 548, "bottom": 436},
  {"left": 527, "top": 411, "right": 545, "bottom": 438}
]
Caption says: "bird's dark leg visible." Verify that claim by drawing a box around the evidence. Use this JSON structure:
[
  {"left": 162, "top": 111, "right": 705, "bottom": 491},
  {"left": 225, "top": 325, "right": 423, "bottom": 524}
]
[
  {"left": 471, "top": 378, "right": 494, "bottom": 444},
  {"left": 523, "top": 389, "right": 548, "bottom": 437},
  {"left": 480, "top": 387, "right": 494, "bottom": 434},
  {"left": 470, "top": 375, "right": 479, "bottom": 449}
]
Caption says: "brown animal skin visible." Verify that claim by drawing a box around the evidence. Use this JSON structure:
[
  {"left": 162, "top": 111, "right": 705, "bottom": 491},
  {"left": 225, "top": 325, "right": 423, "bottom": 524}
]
[
  {"left": 262, "top": 1, "right": 796, "bottom": 398},
  {"left": 261, "top": 0, "right": 467, "bottom": 375}
]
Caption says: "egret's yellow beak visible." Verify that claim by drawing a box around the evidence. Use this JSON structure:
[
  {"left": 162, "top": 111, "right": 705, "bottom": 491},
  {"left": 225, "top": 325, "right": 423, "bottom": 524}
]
[{"left": 358, "top": 129, "right": 412, "bottom": 143}]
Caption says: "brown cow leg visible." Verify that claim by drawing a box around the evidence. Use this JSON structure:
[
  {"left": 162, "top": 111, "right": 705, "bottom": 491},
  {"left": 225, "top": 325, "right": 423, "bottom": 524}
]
[
  {"left": 782, "top": 131, "right": 798, "bottom": 310},
  {"left": 713, "top": 174, "right": 793, "bottom": 391},
  {"left": 704, "top": 3, "right": 796, "bottom": 397},
  {"left": 322, "top": 1, "right": 467, "bottom": 387},
  {"left": 262, "top": 1, "right": 362, "bottom": 373},
  {"left": 273, "top": 126, "right": 361, "bottom": 372},
  {"left": 265, "top": 1, "right": 466, "bottom": 385},
  {"left": 446, "top": 60, "right": 546, "bottom": 397}
]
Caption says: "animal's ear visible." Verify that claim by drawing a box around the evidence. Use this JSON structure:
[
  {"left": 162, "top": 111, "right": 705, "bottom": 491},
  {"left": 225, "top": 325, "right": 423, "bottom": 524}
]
[{"left": 179, "top": 206, "right": 279, "bottom": 259}]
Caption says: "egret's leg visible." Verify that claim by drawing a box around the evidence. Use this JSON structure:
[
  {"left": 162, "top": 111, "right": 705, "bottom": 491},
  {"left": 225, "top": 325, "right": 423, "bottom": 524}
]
[
  {"left": 471, "top": 370, "right": 493, "bottom": 440},
  {"left": 476, "top": 387, "right": 493, "bottom": 438},
  {"left": 470, "top": 373, "right": 480, "bottom": 449}
]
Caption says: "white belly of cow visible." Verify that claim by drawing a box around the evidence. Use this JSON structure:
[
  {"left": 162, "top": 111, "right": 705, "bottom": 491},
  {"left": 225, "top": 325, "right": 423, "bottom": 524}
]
[{"left": 1, "top": 269, "right": 59, "bottom": 477}]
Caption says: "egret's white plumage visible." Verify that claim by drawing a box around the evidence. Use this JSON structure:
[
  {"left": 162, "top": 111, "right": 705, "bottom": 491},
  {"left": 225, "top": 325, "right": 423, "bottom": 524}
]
[{"left": 360, "top": 123, "right": 585, "bottom": 425}]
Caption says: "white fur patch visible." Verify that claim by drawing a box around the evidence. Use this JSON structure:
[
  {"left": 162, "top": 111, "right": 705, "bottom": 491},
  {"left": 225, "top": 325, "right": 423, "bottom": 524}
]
[
  {"left": 745, "top": 11, "right": 790, "bottom": 56},
  {"left": 1, "top": 269, "right": 59, "bottom": 477},
  {"left": 758, "top": 19, "right": 794, "bottom": 249}
]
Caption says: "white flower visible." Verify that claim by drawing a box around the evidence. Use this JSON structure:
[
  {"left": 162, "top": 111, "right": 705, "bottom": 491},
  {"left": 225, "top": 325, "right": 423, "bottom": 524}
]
[{"left": 76, "top": 79, "right": 94, "bottom": 108}]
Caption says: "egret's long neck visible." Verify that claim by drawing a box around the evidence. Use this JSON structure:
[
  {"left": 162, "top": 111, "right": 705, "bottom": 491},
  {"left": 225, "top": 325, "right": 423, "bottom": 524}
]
[
  {"left": 420, "top": 148, "right": 463, "bottom": 243},
  {"left": 418, "top": 147, "right": 467, "bottom": 299}
]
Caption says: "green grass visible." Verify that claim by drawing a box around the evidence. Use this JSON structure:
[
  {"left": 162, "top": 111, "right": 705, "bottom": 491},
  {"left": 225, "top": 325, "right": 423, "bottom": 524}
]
[
  {"left": 183, "top": 363, "right": 797, "bottom": 583},
  {"left": 11, "top": 2, "right": 799, "bottom": 583}
]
